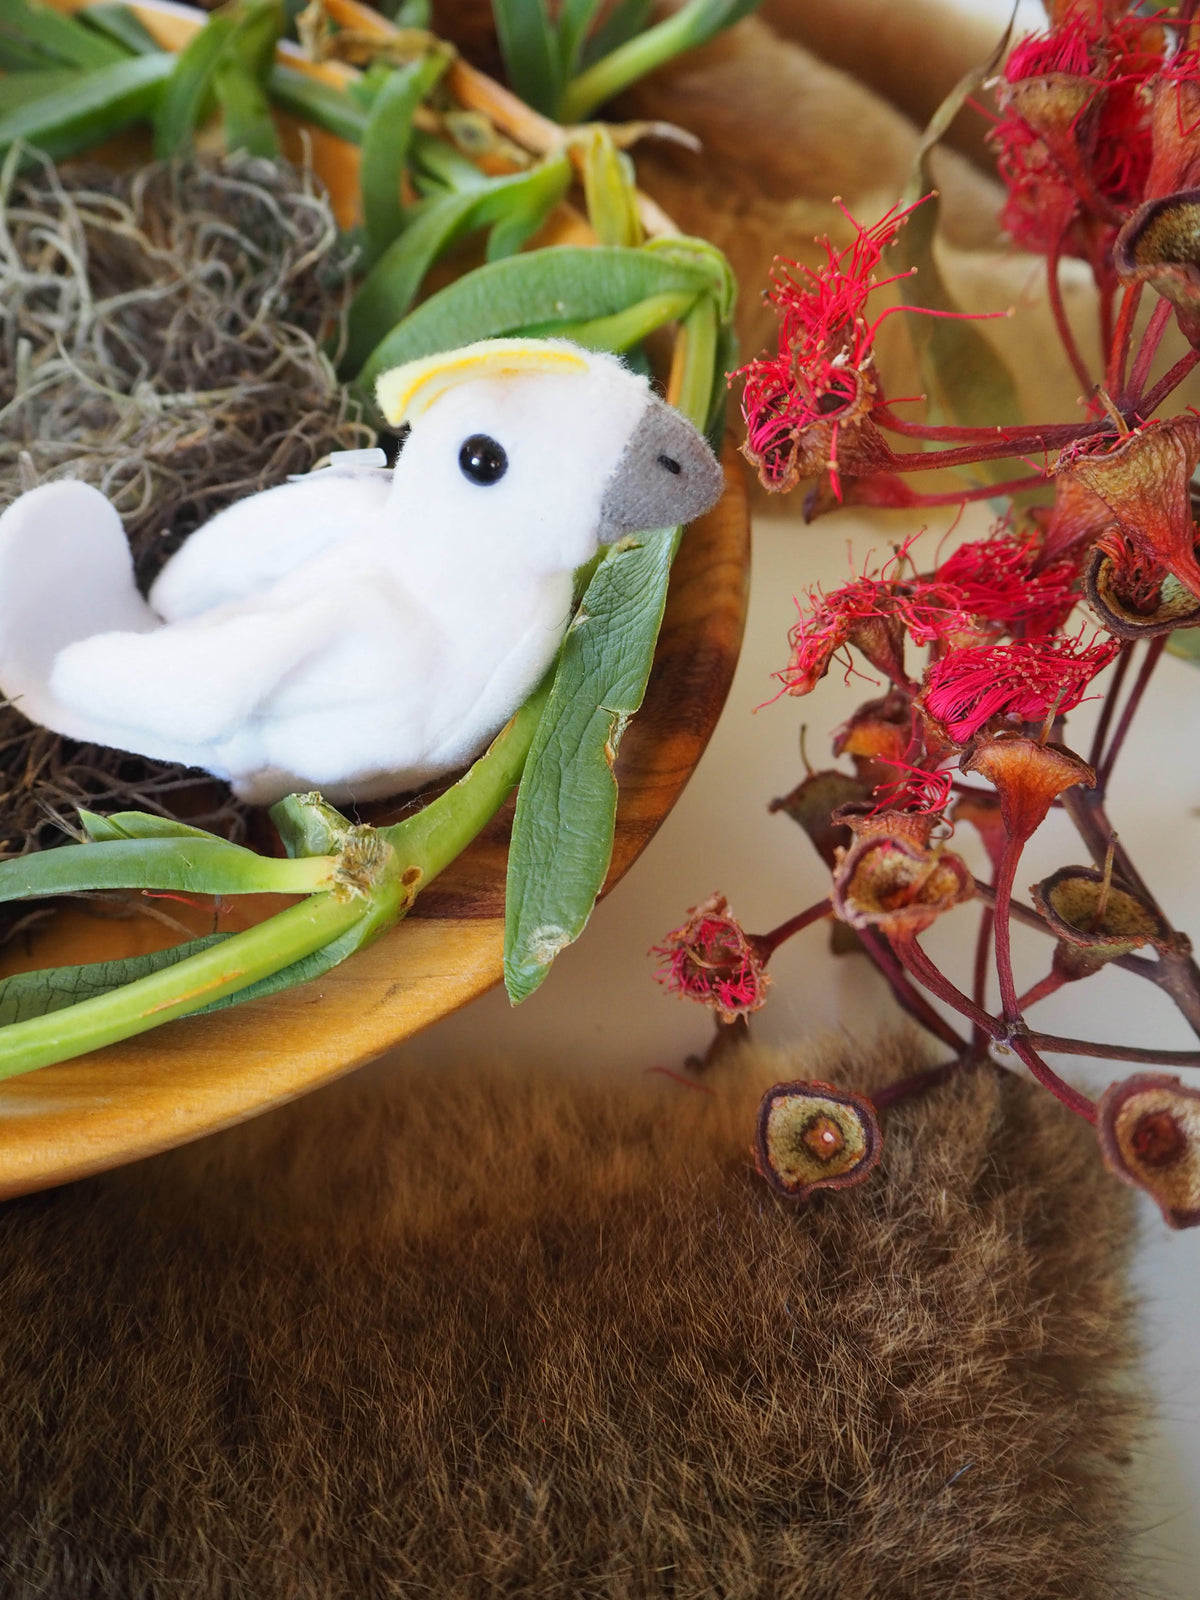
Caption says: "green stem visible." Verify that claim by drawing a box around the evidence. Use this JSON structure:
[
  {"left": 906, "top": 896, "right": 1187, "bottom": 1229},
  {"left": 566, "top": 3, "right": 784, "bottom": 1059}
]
[
  {"left": 0, "top": 890, "right": 370, "bottom": 1080},
  {"left": 562, "top": 1, "right": 722, "bottom": 122},
  {"left": 266, "top": 63, "right": 368, "bottom": 144},
  {"left": 672, "top": 292, "right": 718, "bottom": 429},
  {"left": 0, "top": 837, "right": 339, "bottom": 906},
  {"left": 382, "top": 670, "right": 553, "bottom": 874}
]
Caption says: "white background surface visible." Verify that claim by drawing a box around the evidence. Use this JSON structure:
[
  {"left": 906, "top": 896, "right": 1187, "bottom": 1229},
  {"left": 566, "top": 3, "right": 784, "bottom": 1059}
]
[{"left": 393, "top": 1, "right": 1199, "bottom": 1590}]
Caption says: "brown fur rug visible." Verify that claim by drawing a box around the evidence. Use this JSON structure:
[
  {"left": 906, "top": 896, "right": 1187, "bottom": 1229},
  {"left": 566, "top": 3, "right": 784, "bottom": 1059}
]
[{"left": 0, "top": 1037, "right": 1140, "bottom": 1598}]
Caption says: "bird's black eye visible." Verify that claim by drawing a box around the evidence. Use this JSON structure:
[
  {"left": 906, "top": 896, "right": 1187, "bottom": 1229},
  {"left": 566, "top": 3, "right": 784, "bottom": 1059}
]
[
  {"left": 459, "top": 434, "right": 508, "bottom": 485},
  {"left": 657, "top": 453, "right": 682, "bottom": 475}
]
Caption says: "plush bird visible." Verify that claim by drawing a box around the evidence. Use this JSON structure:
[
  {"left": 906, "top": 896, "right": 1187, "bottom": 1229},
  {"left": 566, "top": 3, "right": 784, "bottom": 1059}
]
[{"left": 0, "top": 340, "right": 723, "bottom": 805}]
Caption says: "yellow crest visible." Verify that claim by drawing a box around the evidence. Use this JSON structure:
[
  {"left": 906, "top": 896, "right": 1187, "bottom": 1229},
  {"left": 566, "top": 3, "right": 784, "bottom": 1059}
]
[{"left": 375, "top": 339, "right": 591, "bottom": 428}]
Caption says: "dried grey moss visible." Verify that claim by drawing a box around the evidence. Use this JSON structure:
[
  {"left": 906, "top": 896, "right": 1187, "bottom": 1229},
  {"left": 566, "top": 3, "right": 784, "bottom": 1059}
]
[{"left": 0, "top": 146, "right": 374, "bottom": 862}]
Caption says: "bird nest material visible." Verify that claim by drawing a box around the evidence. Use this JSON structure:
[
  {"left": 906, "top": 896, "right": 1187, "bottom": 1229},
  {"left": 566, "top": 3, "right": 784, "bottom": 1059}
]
[{"left": 0, "top": 147, "right": 374, "bottom": 864}]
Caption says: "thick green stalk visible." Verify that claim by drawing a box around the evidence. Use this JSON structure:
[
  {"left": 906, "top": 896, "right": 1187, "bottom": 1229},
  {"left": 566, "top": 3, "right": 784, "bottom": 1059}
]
[
  {"left": 562, "top": 1, "right": 749, "bottom": 122},
  {"left": 672, "top": 293, "right": 719, "bottom": 429},
  {"left": 381, "top": 670, "right": 552, "bottom": 874},
  {"left": 0, "top": 890, "right": 371, "bottom": 1079}
]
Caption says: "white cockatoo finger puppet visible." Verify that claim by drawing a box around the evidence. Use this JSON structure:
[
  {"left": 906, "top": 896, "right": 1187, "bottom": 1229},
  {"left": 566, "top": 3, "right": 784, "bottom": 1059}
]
[{"left": 0, "top": 339, "right": 723, "bottom": 805}]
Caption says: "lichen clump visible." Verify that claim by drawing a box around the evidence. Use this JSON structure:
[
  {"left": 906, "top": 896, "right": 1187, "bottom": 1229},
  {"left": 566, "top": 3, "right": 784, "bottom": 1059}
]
[{"left": 0, "top": 149, "right": 373, "bottom": 861}]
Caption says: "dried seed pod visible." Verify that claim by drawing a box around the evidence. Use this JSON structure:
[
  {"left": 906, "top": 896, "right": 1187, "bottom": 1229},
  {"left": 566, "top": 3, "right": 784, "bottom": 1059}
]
[
  {"left": 753, "top": 1079, "right": 882, "bottom": 1201},
  {"left": 832, "top": 692, "right": 913, "bottom": 775},
  {"left": 962, "top": 733, "right": 1095, "bottom": 844},
  {"left": 1113, "top": 188, "right": 1200, "bottom": 344},
  {"left": 831, "top": 831, "right": 974, "bottom": 939},
  {"left": 1097, "top": 1074, "right": 1200, "bottom": 1228},
  {"left": 1083, "top": 535, "right": 1200, "bottom": 640},
  {"left": 1057, "top": 416, "right": 1200, "bottom": 595},
  {"left": 1032, "top": 864, "right": 1173, "bottom": 980}
]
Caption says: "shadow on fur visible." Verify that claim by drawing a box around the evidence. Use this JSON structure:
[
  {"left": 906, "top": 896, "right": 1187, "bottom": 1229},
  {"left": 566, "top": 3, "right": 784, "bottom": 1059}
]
[{"left": 0, "top": 1034, "right": 1141, "bottom": 1598}]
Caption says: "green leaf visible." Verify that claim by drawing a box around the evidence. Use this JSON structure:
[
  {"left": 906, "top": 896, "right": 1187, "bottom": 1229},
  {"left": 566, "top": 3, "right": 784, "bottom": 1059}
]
[
  {"left": 888, "top": 19, "right": 1022, "bottom": 457},
  {"left": 0, "top": 890, "right": 373, "bottom": 1080},
  {"left": 80, "top": 3, "right": 161, "bottom": 56},
  {"left": 345, "top": 190, "right": 480, "bottom": 373},
  {"left": 580, "top": 0, "right": 651, "bottom": 68},
  {"left": 645, "top": 234, "right": 736, "bottom": 324},
  {"left": 361, "top": 51, "right": 451, "bottom": 263},
  {"left": 192, "top": 899, "right": 382, "bottom": 1014},
  {"left": 491, "top": 0, "right": 562, "bottom": 119},
  {"left": 153, "top": 0, "right": 282, "bottom": 159},
  {"left": 0, "top": 0, "right": 127, "bottom": 71},
  {"left": 484, "top": 186, "right": 556, "bottom": 261},
  {"left": 214, "top": 57, "right": 278, "bottom": 156},
  {"left": 0, "top": 68, "right": 80, "bottom": 114},
  {"left": 504, "top": 526, "right": 679, "bottom": 1002},
  {"left": 77, "top": 808, "right": 231, "bottom": 844},
  {"left": 501, "top": 293, "right": 720, "bottom": 1002},
  {"left": 266, "top": 61, "right": 367, "bottom": 142},
  {"left": 563, "top": 0, "right": 760, "bottom": 122},
  {"left": 556, "top": 0, "right": 603, "bottom": 80},
  {"left": 580, "top": 125, "right": 641, "bottom": 247},
  {"left": 0, "top": 38, "right": 53, "bottom": 71},
  {"left": 0, "top": 934, "right": 230, "bottom": 1026},
  {"left": 344, "top": 152, "right": 573, "bottom": 375},
  {"left": 0, "top": 836, "right": 336, "bottom": 904},
  {"left": 354, "top": 242, "right": 712, "bottom": 394},
  {"left": 152, "top": 5, "right": 236, "bottom": 155},
  {"left": 0, "top": 50, "right": 170, "bottom": 162},
  {"left": 518, "top": 288, "right": 698, "bottom": 352},
  {"left": 216, "top": 0, "right": 282, "bottom": 156},
  {"left": 408, "top": 127, "right": 491, "bottom": 193}
]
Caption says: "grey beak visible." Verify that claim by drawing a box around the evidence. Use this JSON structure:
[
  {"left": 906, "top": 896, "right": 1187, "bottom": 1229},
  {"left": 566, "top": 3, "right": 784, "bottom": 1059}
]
[{"left": 596, "top": 396, "right": 724, "bottom": 541}]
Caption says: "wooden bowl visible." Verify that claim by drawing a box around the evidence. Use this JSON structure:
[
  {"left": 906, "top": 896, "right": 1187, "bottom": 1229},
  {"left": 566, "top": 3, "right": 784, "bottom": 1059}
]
[{"left": 0, "top": 2, "right": 751, "bottom": 1198}]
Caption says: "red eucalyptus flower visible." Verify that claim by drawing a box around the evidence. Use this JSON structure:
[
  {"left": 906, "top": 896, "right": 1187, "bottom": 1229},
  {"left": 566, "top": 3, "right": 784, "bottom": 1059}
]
[
  {"left": 992, "top": 4, "right": 1163, "bottom": 256},
  {"left": 776, "top": 542, "right": 976, "bottom": 698},
  {"left": 1145, "top": 49, "right": 1200, "bottom": 197},
  {"left": 651, "top": 893, "right": 769, "bottom": 1023},
  {"left": 737, "top": 201, "right": 929, "bottom": 495},
  {"left": 918, "top": 633, "right": 1119, "bottom": 744},
  {"left": 933, "top": 527, "right": 1079, "bottom": 638},
  {"left": 866, "top": 760, "right": 953, "bottom": 820}
]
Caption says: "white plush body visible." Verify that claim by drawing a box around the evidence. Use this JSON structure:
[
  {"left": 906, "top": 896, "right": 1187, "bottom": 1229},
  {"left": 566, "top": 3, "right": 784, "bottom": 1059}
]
[{"left": 0, "top": 349, "right": 668, "bottom": 804}]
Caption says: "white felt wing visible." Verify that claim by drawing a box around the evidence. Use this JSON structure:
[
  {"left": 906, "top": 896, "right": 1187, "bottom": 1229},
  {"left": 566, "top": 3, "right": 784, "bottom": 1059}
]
[
  {"left": 47, "top": 597, "right": 340, "bottom": 760},
  {"left": 150, "top": 473, "right": 392, "bottom": 622},
  {"left": 0, "top": 480, "right": 157, "bottom": 738}
]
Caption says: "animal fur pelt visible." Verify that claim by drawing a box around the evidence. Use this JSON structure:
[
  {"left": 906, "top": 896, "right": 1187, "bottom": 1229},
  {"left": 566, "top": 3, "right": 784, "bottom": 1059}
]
[{"left": 0, "top": 1036, "right": 1140, "bottom": 1599}]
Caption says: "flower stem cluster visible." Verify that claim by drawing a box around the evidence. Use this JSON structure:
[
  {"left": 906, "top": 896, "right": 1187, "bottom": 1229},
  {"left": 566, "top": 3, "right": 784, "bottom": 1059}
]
[{"left": 656, "top": 0, "right": 1200, "bottom": 1227}]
